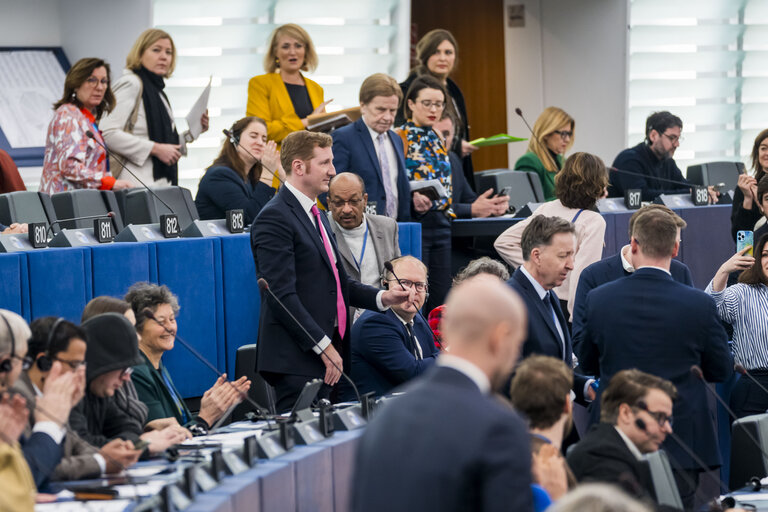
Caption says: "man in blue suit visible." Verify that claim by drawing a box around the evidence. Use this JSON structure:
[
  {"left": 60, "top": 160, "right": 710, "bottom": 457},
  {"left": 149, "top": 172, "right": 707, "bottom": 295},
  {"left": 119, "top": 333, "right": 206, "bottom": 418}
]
[
  {"left": 352, "top": 275, "right": 533, "bottom": 512},
  {"left": 331, "top": 73, "right": 411, "bottom": 221},
  {"left": 506, "top": 216, "right": 594, "bottom": 404},
  {"left": 251, "top": 131, "right": 409, "bottom": 412},
  {"left": 350, "top": 256, "right": 438, "bottom": 397},
  {"left": 572, "top": 204, "right": 693, "bottom": 350},
  {"left": 575, "top": 208, "right": 731, "bottom": 508}
]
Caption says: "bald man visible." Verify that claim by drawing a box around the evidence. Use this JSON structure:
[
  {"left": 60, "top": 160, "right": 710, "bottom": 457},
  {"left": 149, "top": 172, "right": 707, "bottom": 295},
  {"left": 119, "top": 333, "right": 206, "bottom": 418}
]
[
  {"left": 352, "top": 276, "right": 533, "bottom": 512},
  {"left": 328, "top": 172, "right": 400, "bottom": 288}
]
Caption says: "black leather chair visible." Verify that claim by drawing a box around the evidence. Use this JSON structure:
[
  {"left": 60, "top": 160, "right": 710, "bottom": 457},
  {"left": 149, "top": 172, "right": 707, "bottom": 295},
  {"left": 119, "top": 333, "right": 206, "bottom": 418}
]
[
  {"left": 0, "top": 191, "right": 58, "bottom": 233},
  {"left": 119, "top": 186, "right": 199, "bottom": 231},
  {"left": 231, "top": 344, "right": 276, "bottom": 421},
  {"left": 50, "top": 189, "right": 124, "bottom": 232}
]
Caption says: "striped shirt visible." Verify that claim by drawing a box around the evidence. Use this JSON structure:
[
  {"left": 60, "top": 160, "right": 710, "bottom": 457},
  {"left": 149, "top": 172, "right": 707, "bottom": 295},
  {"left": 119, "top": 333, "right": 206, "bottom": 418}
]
[{"left": 706, "top": 280, "right": 768, "bottom": 369}]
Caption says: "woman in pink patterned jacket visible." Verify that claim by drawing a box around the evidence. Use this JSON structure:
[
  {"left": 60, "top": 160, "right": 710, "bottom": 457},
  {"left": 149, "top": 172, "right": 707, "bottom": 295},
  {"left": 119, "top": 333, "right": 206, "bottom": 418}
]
[{"left": 40, "top": 58, "right": 133, "bottom": 194}]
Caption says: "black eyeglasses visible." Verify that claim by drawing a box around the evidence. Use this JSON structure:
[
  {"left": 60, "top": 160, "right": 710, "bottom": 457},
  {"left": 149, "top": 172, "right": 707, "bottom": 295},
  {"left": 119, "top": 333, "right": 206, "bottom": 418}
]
[
  {"left": 552, "top": 130, "right": 573, "bottom": 139},
  {"left": 54, "top": 357, "right": 86, "bottom": 370},
  {"left": 11, "top": 354, "right": 33, "bottom": 371},
  {"left": 330, "top": 198, "right": 363, "bottom": 208},
  {"left": 387, "top": 279, "right": 428, "bottom": 292},
  {"left": 660, "top": 132, "right": 683, "bottom": 144},
  {"left": 636, "top": 400, "right": 673, "bottom": 428}
]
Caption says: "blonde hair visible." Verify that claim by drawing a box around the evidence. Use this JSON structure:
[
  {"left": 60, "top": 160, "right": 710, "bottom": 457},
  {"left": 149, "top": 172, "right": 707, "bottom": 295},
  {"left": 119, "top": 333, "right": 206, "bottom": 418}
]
[
  {"left": 125, "top": 28, "right": 176, "bottom": 78},
  {"left": 528, "top": 106, "right": 575, "bottom": 173},
  {"left": 264, "top": 24, "right": 318, "bottom": 74}
]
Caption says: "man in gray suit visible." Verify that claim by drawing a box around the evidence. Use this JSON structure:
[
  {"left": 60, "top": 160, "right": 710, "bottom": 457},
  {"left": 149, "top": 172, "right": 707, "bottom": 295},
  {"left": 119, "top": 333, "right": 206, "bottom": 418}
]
[{"left": 328, "top": 172, "right": 400, "bottom": 294}]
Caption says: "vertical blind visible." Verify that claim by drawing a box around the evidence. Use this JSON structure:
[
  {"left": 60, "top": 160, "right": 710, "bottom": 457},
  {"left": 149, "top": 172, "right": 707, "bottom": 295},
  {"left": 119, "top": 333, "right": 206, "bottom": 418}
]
[
  {"left": 628, "top": 0, "right": 768, "bottom": 176},
  {"left": 153, "top": 0, "right": 410, "bottom": 195}
]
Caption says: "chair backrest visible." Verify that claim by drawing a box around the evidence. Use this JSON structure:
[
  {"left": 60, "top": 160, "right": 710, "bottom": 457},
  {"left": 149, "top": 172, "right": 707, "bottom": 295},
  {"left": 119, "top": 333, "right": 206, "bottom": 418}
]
[
  {"left": 474, "top": 168, "right": 512, "bottom": 191},
  {"left": 525, "top": 171, "right": 546, "bottom": 202},
  {"left": 686, "top": 161, "right": 745, "bottom": 192},
  {"left": 50, "top": 189, "right": 124, "bottom": 232},
  {"left": 122, "top": 186, "right": 199, "bottom": 230},
  {"left": 232, "top": 344, "right": 276, "bottom": 420},
  {"left": 475, "top": 171, "right": 538, "bottom": 211},
  {"left": 643, "top": 449, "right": 684, "bottom": 509},
  {"left": 730, "top": 413, "right": 768, "bottom": 490},
  {"left": 0, "top": 191, "right": 58, "bottom": 232}
]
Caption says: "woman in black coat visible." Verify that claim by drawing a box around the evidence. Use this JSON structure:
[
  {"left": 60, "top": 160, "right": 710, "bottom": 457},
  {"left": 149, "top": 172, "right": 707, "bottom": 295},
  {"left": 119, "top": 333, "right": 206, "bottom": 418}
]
[
  {"left": 195, "top": 116, "right": 284, "bottom": 224},
  {"left": 731, "top": 128, "right": 768, "bottom": 241}
]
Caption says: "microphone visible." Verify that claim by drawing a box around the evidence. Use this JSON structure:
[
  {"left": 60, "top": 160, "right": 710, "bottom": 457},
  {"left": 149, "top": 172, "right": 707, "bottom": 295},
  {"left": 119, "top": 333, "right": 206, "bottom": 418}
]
[
  {"left": 734, "top": 364, "right": 768, "bottom": 397},
  {"left": 383, "top": 261, "right": 444, "bottom": 350},
  {"left": 690, "top": 365, "right": 768, "bottom": 463},
  {"left": 86, "top": 131, "right": 176, "bottom": 215},
  {"left": 142, "top": 309, "right": 270, "bottom": 422},
  {"left": 47, "top": 211, "right": 115, "bottom": 239},
  {"left": 514, "top": 108, "right": 560, "bottom": 173},
  {"left": 222, "top": 129, "right": 284, "bottom": 185},
  {"left": 607, "top": 165, "right": 693, "bottom": 189},
  {"left": 256, "top": 278, "right": 363, "bottom": 408}
]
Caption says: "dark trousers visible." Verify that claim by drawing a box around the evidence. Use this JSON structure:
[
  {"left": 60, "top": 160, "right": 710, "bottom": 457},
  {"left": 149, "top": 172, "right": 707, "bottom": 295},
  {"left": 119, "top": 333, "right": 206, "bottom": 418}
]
[
  {"left": 672, "top": 467, "right": 699, "bottom": 511},
  {"left": 731, "top": 371, "right": 768, "bottom": 419},
  {"left": 262, "top": 372, "right": 340, "bottom": 413},
  {"left": 422, "top": 228, "right": 452, "bottom": 315}
]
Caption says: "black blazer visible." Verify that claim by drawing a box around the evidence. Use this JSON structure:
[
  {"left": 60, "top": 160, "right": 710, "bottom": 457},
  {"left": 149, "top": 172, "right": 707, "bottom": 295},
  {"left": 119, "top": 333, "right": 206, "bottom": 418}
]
[
  {"left": 331, "top": 118, "right": 411, "bottom": 221},
  {"left": 349, "top": 308, "right": 439, "bottom": 397},
  {"left": 194, "top": 165, "right": 276, "bottom": 224},
  {"left": 352, "top": 365, "right": 533, "bottom": 512},
  {"left": 250, "top": 186, "right": 380, "bottom": 377},
  {"left": 576, "top": 267, "right": 732, "bottom": 469},
  {"left": 507, "top": 268, "right": 589, "bottom": 402},
  {"left": 572, "top": 252, "right": 693, "bottom": 352}
]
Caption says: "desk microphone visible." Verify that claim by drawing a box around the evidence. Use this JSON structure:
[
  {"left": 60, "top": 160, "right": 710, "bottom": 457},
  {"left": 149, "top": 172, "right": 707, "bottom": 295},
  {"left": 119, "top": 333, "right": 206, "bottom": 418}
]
[
  {"left": 607, "top": 165, "right": 693, "bottom": 189},
  {"left": 514, "top": 108, "right": 560, "bottom": 173},
  {"left": 46, "top": 211, "right": 115, "bottom": 240},
  {"left": 735, "top": 364, "right": 768, "bottom": 397},
  {"left": 256, "top": 278, "right": 365, "bottom": 410},
  {"left": 86, "top": 131, "right": 176, "bottom": 216},
  {"left": 222, "top": 129, "right": 284, "bottom": 185},
  {"left": 383, "top": 261, "right": 444, "bottom": 350},
  {"left": 142, "top": 309, "right": 271, "bottom": 422}
]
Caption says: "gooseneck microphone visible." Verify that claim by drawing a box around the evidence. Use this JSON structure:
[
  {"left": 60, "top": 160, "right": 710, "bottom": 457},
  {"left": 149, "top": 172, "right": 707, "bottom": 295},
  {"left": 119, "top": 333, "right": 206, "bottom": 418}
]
[
  {"left": 86, "top": 131, "right": 176, "bottom": 215},
  {"left": 142, "top": 309, "right": 270, "bottom": 421},
  {"left": 46, "top": 211, "right": 115, "bottom": 239},
  {"left": 383, "top": 261, "right": 444, "bottom": 350},
  {"left": 514, "top": 108, "right": 559, "bottom": 173},
  {"left": 222, "top": 129, "right": 284, "bottom": 185},
  {"left": 256, "top": 278, "right": 362, "bottom": 406}
]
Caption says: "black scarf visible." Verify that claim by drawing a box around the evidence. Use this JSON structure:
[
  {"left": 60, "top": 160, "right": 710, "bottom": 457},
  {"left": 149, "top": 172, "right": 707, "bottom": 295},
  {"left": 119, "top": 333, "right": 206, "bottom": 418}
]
[{"left": 136, "top": 66, "right": 179, "bottom": 185}]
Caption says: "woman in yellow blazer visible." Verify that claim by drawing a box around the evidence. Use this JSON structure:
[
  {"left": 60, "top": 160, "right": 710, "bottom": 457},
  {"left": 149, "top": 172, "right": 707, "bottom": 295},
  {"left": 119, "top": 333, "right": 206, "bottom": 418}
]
[{"left": 246, "top": 24, "right": 330, "bottom": 148}]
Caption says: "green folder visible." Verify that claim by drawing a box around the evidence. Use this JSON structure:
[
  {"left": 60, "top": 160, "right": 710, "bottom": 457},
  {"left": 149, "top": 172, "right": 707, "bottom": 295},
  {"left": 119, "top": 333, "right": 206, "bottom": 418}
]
[{"left": 468, "top": 134, "right": 528, "bottom": 147}]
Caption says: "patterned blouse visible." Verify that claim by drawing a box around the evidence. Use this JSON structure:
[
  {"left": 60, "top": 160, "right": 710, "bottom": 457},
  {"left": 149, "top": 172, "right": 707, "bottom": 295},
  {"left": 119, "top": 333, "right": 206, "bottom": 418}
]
[
  {"left": 40, "top": 104, "right": 113, "bottom": 194},
  {"left": 396, "top": 120, "right": 453, "bottom": 215}
]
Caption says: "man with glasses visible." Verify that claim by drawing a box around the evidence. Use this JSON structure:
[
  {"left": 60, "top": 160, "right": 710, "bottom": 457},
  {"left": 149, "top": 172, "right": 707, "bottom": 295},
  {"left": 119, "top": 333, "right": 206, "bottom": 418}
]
[
  {"left": 13, "top": 317, "right": 141, "bottom": 481},
  {"left": 567, "top": 369, "right": 677, "bottom": 510},
  {"left": 328, "top": 172, "right": 401, "bottom": 295},
  {"left": 347, "top": 256, "right": 439, "bottom": 398},
  {"left": 609, "top": 110, "right": 718, "bottom": 203}
]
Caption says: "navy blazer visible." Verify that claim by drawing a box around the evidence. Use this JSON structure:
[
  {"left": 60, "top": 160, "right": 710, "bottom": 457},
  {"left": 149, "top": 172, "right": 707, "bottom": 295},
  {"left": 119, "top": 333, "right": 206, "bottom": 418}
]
[
  {"left": 194, "top": 165, "right": 276, "bottom": 224},
  {"left": 352, "top": 365, "right": 533, "bottom": 512},
  {"left": 332, "top": 118, "right": 411, "bottom": 221},
  {"left": 20, "top": 432, "right": 62, "bottom": 489},
  {"left": 572, "top": 252, "right": 693, "bottom": 352},
  {"left": 350, "top": 308, "right": 439, "bottom": 397},
  {"left": 576, "top": 267, "right": 732, "bottom": 469},
  {"left": 251, "top": 186, "right": 380, "bottom": 377},
  {"left": 507, "top": 268, "right": 589, "bottom": 402}
]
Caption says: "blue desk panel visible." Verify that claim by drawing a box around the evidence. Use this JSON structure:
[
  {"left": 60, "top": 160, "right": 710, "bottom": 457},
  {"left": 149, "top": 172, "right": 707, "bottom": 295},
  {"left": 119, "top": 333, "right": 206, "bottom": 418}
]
[
  {"left": 90, "top": 242, "right": 154, "bottom": 299},
  {"left": 27, "top": 247, "right": 92, "bottom": 322},
  {"left": 280, "top": 445, "right": 334, "bottom": 512},
  {"left": 255, "top": 461, "right": 296, "bottom": 512},
  {"left": 154, "top": 238, "right": 225, "bottom": 398},
  {"left": 316, "top": 429, "right": 364, "bottom": 512},
  {"left": 0, "top": 252, "right": 29, "bottom": 319}
]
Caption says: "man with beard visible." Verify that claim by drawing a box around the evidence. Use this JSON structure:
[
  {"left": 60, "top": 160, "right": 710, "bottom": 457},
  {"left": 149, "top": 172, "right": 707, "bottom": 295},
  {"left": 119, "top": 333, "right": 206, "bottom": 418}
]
[{"left": 608, "top": 111, "right": 717, "bottom": 203}]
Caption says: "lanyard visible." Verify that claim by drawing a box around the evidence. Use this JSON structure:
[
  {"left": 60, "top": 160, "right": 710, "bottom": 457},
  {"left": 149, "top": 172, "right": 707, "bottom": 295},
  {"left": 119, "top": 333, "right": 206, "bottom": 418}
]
[
  {"left": 352, "top": 222, "right": 369, "bottom": 271},
  {"left": 160, "top": 365, "right": 189, "bottom": 424}
]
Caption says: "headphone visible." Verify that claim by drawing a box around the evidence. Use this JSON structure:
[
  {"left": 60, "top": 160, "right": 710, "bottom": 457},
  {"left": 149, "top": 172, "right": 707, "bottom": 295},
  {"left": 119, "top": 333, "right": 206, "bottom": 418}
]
[
  {"left": 36, "top": 317, "right": 64, "bottom": 372},
  {"left": 228, "top": 122, "right": 240, "bottom": 147},
  {"left": 0, "top": 312, "right": 16, "bottom": 374}
]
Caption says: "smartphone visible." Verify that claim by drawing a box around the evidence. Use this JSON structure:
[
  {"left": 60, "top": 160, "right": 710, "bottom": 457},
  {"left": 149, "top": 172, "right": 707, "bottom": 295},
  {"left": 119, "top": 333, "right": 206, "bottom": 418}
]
[
  {"left": 132, "top": 439, "right": 151, "bottom": 451},
  {"left": 736, "top": 230, "right": 754, "bottom": 257},
  {"left": 499, "top": 186, "right": 512, "bottom": 197}
]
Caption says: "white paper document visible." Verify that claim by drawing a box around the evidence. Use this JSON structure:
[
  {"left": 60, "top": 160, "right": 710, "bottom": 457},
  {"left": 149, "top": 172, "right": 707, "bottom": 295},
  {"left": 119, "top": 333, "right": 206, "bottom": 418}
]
[{"left": 185, "top": 76, "right": 211, "bottom": 139}]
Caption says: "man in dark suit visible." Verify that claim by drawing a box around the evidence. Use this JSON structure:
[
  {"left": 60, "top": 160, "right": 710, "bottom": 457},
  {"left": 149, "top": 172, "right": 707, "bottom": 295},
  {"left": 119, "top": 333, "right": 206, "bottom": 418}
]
[
  {"left": 327, "top": 172, "right": 400, "bottom": 290},
  {"left": 332, "top": 73, "right": 411, "bottom": 221},
  {"left": 506, "top": 215, "right": 593, "bottom": 404},
  {"left": 349, "top": 256, "right": 438, "bottom": 397},
  {"left": 251, "top": 131, "right": 409, "bottom": 412},
  {"left": 572, "top": 204, "right": 693, "bottom": 350},
  {"left": 576, "top": 208, "right": 731, "bottom": 508},
  {"left": 352, "top": 275, "right": 533, "bottom": 512},
  {"left": 567, "top": 369, "right": 679, "bottom": 511}
]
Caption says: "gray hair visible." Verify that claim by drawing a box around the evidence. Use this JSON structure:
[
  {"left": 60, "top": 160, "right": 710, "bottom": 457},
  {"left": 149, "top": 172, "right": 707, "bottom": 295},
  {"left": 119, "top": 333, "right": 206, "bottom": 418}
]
[
  {"left": 124, "top": 282, "right": 180, "bottom": 333},
  {"left": 453, "top": 257, "right": 509, "bottom": 286},
  {"left": 0, "top": 309, "right": 30, "bottom": 356},
  {"left": 520, "top": 215, "right": 575, "bottom": 262},
  {"left": 548, "top": 483, "right": 652, "bottom": 512}
]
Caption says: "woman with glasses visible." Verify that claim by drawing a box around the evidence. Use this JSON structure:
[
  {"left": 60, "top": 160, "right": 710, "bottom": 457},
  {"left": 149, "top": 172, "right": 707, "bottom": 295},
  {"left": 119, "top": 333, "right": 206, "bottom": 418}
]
[
  {"left": 125, "top": 283, "right": 250, "bottom": 432},
  {"left": 514, "top": 107, "right": 576, "bottom": 202},
  {"left": 40, "top": 58, "right": 133, "bottom": 194},
  {"left": 195, "top": 116, "right": 284, "bottom": 224}
]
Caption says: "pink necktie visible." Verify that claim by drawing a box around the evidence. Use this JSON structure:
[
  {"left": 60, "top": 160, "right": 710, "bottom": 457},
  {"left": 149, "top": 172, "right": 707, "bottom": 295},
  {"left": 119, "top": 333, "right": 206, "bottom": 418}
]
[{"left": 311, "top": 204, "right": 347, "bottom": 338}]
